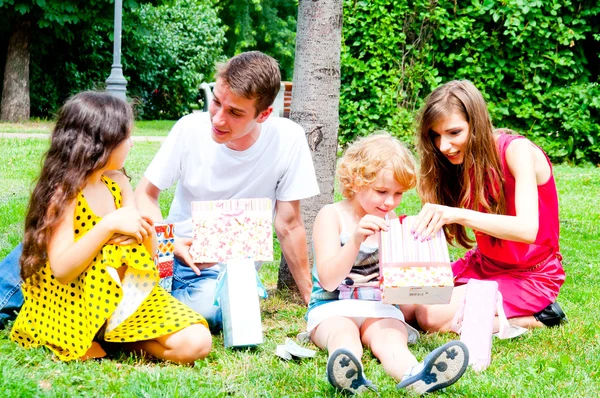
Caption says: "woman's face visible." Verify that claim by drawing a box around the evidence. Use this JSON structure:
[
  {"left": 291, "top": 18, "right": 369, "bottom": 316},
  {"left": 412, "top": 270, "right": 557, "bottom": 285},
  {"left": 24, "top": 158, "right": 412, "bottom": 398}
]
[{"left": 429, "top": 113, "right": 470, "bottom": 165}]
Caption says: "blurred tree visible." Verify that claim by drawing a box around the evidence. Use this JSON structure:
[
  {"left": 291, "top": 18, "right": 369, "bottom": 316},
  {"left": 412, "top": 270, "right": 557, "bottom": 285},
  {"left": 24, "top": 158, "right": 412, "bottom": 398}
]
[
  {"left": 217, "top": 0, "right": 297, "bottom": 80},
  {"left": 0, "top": 0, "right": 144, "bottom": 121}
]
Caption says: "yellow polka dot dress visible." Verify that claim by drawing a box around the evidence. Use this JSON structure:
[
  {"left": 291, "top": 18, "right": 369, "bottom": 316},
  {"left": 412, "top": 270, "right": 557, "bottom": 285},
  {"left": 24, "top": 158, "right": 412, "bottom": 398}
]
[{"left": 11, "top": 176, "right": 207, "bottom": 361}]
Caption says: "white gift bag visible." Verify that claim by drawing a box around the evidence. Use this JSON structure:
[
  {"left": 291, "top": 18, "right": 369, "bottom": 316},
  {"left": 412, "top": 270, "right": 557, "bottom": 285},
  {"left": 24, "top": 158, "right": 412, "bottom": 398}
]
[{"left": 215, "top": 259, "right": 267, "bottom": 348}]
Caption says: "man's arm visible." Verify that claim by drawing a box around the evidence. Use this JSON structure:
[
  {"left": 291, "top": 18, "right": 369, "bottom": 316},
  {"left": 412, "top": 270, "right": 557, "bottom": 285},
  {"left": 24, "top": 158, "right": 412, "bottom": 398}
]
[
  {"left": 134, "top": 176, "right": 164, "bottom": 222},
  {"left": 274, "top": 200, "right": 312, "bottom": 304}
]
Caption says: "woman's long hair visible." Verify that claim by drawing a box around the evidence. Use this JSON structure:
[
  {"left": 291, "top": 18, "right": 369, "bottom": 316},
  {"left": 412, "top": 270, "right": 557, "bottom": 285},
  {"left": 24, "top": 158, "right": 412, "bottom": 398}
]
[
  {"left": 20, "top": 91, "right": 133, "bottom": 282},
  {"left": 416, "top": 80, "right": 505, "bottom": 248}
]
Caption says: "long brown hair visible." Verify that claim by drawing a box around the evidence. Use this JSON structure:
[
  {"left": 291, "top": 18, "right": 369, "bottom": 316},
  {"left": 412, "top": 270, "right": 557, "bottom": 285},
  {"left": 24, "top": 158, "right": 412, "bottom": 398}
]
[
  {"left": 20, "top": 91, "right": 133, "bottom": 282},
  {"left": 416, "top": 80, "right": 505, "bottom": 248}
]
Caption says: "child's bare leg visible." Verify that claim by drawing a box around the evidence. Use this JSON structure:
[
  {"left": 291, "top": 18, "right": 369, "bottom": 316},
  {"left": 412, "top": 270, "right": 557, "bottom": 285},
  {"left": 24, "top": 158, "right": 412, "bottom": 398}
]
[
  {"left": 80, "top": 341, "right": 107, "bottom": 361},
  {"left": 361, "top": 318, "right": 418, "bottom": 380},
  {"left": 414, "top": 285, "right": 467, "bottom": 332},
  {"left": 399, "top": 304, "right": 417, "bottom": 324},
  {"left": 126, "top": 323, "right": 212, "bottom": 364},
  {"left": 311, "top": 316, "right": 362, "bottom": 358},
  {"left": 313, "top": 317, "right": 374, "bottom": 394}
]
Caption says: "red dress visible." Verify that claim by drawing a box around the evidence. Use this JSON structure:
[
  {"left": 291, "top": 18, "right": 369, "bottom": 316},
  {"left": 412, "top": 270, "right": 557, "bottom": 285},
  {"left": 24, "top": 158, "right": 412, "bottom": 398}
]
[{"left": 452, "top": 134, "right": 566, "bottom": 318}]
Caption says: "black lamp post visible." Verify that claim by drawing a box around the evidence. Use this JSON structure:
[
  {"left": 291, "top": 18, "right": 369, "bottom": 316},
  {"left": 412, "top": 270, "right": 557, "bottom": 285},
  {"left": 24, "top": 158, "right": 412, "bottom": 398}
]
[{"left": 105, "top": 0, "right": 127, "bottom": 100}]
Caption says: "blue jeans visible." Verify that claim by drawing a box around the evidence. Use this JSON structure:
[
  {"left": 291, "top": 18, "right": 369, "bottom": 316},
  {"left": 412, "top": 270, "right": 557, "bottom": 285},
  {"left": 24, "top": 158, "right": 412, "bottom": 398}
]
[
  {"left": 0, "top": 244, "right": 24, "bottom": 327},
  {"left": 170, "top": 258, "right": 223, "bottom": 332}
]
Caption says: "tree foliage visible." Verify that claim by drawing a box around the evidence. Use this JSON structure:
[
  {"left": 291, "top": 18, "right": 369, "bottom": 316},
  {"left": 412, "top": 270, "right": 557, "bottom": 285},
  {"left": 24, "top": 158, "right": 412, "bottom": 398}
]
[
  {"left": 217, "top": 0, "right": 297, "bottom": 80},
  {"left": 340, "top": 0, "right": 600, "bottom": 164},
  {"left": 1, "top": 0, "right": 225, "bottom": 119},
  {"left": 123, "top": 0, "right": 226, "bottom": 119}
]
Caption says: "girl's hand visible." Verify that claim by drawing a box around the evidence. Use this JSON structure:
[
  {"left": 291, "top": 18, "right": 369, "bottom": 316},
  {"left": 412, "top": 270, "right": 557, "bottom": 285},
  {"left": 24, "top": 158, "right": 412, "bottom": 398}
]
[
  {"left": 412, "top": 203, "right": 458, "bottom": 241},
  {"left": 106, "top": 233, "right": 138, "bottom": 245},
  {"left": 352, "top": 214, "right": 389, "bottom": 245},
  {"left": 103, "top": 207, "right": 153, "bottom": 244}
]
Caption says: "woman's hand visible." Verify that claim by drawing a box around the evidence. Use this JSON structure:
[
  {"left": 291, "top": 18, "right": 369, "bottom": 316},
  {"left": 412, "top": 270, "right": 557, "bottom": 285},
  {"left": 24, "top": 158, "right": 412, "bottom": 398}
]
[
  {"left": 352, "top": 214, "right": 389, "bottom": 245},
  {"left": 412, "top": 203, "right": 459, "bottom": 240}
]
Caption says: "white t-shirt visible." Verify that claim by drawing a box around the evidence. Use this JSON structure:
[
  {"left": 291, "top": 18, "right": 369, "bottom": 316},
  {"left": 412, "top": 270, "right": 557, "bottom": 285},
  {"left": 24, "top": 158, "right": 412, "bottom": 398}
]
[{"left": 144, "top": 112, "right": 320, "bottom": 238}]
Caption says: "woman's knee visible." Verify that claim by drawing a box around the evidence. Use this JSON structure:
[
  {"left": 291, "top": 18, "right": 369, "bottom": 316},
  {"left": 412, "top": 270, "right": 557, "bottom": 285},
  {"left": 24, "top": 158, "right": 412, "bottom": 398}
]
[{"left": 414, "top": 305, "right": 453, "bottom": 332}]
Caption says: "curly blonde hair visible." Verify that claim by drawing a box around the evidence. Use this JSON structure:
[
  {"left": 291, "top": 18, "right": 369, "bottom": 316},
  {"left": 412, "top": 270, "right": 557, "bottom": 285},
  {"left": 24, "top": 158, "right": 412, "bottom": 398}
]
[{"left": 338, "top": 133, "right": 417, "bottom": 199}]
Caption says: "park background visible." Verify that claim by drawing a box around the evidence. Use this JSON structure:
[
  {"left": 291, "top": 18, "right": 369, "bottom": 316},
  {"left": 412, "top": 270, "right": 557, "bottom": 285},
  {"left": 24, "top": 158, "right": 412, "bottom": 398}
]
[{"left": 1, "top": 0, "right": 599, "bottom": 396}]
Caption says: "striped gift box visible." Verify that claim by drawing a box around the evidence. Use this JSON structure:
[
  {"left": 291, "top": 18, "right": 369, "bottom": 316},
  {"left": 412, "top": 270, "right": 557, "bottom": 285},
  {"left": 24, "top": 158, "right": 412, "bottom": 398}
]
[
  {"left": 189, "top": 198, "right": 273, "bottom": 263},
  {"left": 379, "top": 216, "right": 454, "bottom": 304}
]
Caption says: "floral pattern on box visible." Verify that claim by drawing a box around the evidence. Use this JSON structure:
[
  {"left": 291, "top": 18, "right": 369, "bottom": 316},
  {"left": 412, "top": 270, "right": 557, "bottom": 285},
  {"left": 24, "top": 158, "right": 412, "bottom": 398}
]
[
  {"left": 190, "top": 199, "right": 273, "bottom": 263},
  {"left": 381, "top": 266, "right": 454, "bottom": 288},
  {"left": 379, "top": 216, "right": 454, "bottom": 304},
  {"left": 155, "top": 223, "right": 175, "bottom": 292}
]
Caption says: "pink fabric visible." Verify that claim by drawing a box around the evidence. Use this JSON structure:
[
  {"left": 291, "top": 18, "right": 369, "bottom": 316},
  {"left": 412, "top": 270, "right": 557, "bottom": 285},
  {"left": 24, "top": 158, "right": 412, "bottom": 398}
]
[{"left": 452, "top": 133, "right": 566, "bottom": 318}]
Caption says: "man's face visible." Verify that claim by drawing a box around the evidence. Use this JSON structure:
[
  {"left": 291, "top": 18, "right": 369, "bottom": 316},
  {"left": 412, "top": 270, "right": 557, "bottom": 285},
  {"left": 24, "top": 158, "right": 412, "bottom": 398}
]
[{"left": 209, "top": 78, "right": 272, "bottom": 151}]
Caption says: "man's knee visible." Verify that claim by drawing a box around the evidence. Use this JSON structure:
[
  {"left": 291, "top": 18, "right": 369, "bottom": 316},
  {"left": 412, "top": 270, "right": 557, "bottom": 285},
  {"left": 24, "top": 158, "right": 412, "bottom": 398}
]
[{"left": 170, "top": 288, "right": 222, "bottom": 332}]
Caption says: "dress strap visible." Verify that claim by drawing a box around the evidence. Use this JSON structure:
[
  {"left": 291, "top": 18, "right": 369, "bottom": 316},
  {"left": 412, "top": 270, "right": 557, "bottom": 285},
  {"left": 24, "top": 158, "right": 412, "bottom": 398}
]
[
  {"left": 100, "top": 175, "right": 123, "bottom": 209},
  {"left": 331, "top": 204, "right": 347, "bottom": 234}
]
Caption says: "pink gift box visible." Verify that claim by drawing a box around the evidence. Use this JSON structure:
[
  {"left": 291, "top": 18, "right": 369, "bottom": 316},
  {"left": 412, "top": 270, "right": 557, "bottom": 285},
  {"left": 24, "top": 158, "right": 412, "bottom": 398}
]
[
  {"left": 379, "top": 216, "right": 454, "bottom": 304},
  {"left": 190, "top": 198, "right": 273, "bottom": 263}
]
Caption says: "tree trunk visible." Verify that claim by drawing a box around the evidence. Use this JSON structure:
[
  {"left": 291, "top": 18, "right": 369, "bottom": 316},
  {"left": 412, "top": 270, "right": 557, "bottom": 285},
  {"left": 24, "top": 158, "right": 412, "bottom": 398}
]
[
  {"left": 277, "top": 0, "right": 343, "bottom": 292},
  {"left": 1, "top": 19, "right": 31, "bottom": 122}
]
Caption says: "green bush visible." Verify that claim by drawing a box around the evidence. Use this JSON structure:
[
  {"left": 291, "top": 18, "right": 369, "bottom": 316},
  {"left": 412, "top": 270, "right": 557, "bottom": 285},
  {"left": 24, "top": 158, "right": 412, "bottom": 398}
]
[
  {"left": 340, "top": 0, "right": 600, "bottom": 164},
  {"left": 217, "top": 0, "right": 297, "bottom": 81},
  {"left": 27, "top": 0, "right": 225, "bottom": 120},
  {"left": 124, "top": 0, "right": 226, "bottom": 119}
]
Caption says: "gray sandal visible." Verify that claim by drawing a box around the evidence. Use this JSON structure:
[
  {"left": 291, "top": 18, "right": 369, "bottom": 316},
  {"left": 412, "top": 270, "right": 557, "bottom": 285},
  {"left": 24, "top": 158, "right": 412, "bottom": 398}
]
[
  {"left": 397, "top": 340, "right": 469, "bottom": 394},
  {"left": 327, "top": 348, "right": 376, "bottom": 394}
]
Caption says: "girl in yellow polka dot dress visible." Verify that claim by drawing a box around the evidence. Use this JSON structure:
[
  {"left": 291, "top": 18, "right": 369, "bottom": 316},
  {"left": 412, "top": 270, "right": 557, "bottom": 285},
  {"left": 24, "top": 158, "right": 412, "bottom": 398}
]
[{"left": 11, "top": 91, "right": 211, "bottom": 363}]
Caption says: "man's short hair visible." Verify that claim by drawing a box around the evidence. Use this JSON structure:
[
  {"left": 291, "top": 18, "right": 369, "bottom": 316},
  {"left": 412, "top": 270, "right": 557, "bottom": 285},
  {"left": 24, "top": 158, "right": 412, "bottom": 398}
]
[{"left": 216, "top": 51, "right": 281, "bottom": 115}]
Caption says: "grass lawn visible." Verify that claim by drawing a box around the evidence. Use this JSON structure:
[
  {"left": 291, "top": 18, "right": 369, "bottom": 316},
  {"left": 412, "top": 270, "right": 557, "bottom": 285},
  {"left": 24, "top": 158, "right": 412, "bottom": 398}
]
[
  {"left": 0, "top": 120, "right": 176, "bottom": 137},
  {"left": 0, "top": 134, "right": 599, "bottom": 397}
]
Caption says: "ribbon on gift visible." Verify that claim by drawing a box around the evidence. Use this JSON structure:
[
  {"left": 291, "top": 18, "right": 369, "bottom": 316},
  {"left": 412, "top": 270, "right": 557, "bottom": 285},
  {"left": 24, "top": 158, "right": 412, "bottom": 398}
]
[
  {"left": 213, "top": 261, "right": 268, "bottom": 306},
  {"left": 216, "top": 203, "right": 245, "bottom": 226}
]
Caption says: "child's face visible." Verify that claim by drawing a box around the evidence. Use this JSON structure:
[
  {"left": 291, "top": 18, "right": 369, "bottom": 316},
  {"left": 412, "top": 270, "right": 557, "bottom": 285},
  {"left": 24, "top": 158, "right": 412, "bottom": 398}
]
[
  {"left": 107, "top": 136, "right": 133, "bottom": 170},
  {"left": 355, "top": 168, "right": 405, "bottom": 217},
  {"left": 429, "top": 112, "right": 470, "bottom": 165}
]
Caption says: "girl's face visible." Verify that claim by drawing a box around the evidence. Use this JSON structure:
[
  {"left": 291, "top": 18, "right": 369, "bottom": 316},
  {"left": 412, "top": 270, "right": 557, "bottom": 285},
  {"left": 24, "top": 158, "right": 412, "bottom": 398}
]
[
  {"left": 355, "top": 168, "right": 405, "bottom": 217},
  {"left": 107, "top": 136, "right": 133, "bottom": 170},
  {"left": 430, "top": 112, "right": 470, "bottom": 165}
]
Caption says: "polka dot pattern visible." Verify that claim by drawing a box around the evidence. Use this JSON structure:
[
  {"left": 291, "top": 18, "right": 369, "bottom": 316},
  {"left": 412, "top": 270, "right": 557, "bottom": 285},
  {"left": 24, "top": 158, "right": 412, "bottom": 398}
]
[{"left": 11, "top": 175, "right": 207, "bottom": 361}]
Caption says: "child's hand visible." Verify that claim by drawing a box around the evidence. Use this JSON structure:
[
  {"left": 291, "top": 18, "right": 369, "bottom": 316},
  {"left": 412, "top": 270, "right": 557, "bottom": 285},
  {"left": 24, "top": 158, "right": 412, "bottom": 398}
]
[
  {"left": 412, "top": 203, "right": 457, "bottom": 241},
  {"left": 106, "top": 233, "right": 138, "bottom": 245},
  {"left": 103, "top": 207, "right": 153, "bottom": 244},
  {"left": 352, "top": 214, "right": 389, "bottom": 244}
]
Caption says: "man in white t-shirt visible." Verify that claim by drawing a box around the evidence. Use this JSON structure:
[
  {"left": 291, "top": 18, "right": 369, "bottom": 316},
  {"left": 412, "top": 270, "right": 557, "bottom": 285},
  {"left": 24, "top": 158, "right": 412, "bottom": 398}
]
[{"left": 135, "top": 51, "right": 320, "bottom": 331}]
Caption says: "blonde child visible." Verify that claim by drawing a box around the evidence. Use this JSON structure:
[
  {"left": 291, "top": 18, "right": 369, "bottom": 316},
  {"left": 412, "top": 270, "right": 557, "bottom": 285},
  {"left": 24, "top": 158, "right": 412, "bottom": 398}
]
[
  {"left": 307, "top": 134, "right": 469, "bottom": 394},
  {"left": 11, "top": 91, "right": 211, "bottom": 363}
]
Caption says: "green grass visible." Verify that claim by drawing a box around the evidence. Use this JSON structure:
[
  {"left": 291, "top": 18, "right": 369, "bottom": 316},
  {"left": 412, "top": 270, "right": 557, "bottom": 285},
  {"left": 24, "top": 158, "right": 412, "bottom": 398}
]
[
  {"left": 1, "top": 134, "right": 599, "bottom": 397},
  {"left": 0, "top": 120, "right": 177, "bottom": 137}
]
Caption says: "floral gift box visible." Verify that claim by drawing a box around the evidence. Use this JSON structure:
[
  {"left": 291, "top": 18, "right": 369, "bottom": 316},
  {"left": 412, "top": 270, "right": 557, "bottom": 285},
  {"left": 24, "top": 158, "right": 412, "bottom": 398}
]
[{"left": 379, "top": 216, "right": 454, "bottom": 304}]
